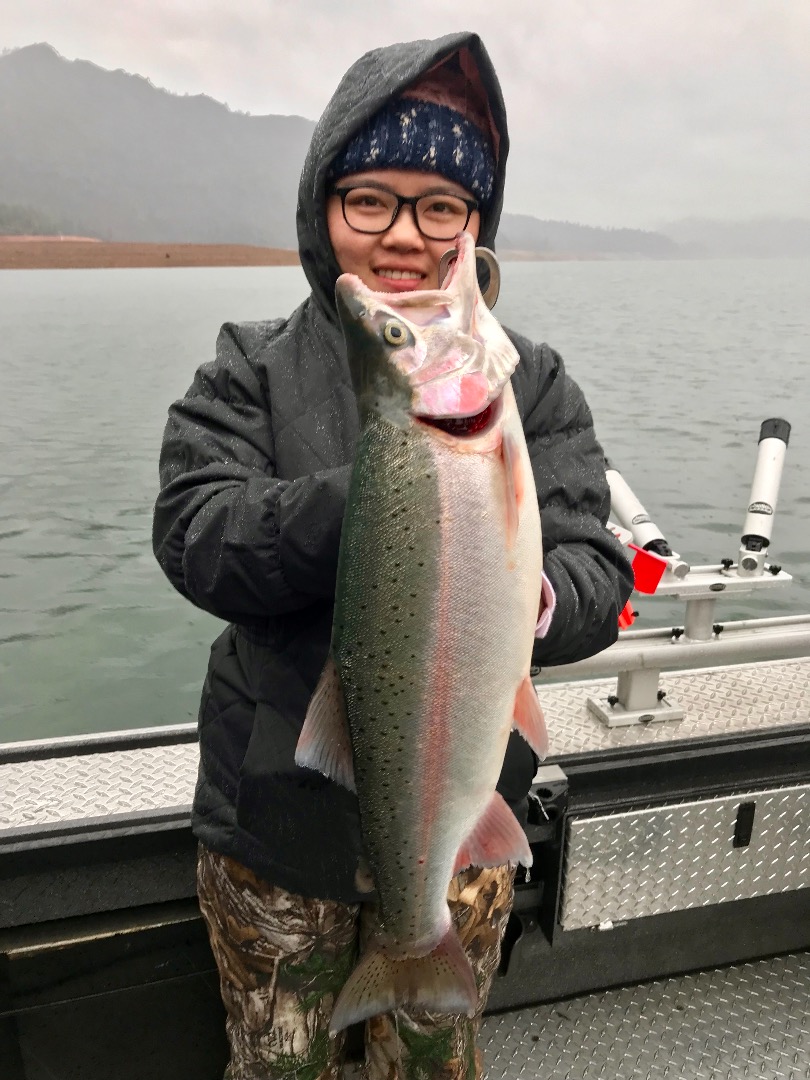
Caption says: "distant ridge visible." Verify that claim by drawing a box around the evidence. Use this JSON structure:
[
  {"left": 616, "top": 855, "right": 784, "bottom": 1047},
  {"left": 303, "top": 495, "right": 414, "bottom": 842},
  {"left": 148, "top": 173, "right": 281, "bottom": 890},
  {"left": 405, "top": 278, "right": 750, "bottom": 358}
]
[
  {"left": 497, "top": 213, "right": 678, "bottom": 259},
  {"left": 659, "top": 217, "right": 810, "bottom": 258},
  {"left": 0, "top": 43, "right": 680, "bottom": 257},
  {"left": 3, "top": 44, "right": 807, "bottom": 257},
  {"left": 0, "top": 43, "right": 313, "bottom": 248}
]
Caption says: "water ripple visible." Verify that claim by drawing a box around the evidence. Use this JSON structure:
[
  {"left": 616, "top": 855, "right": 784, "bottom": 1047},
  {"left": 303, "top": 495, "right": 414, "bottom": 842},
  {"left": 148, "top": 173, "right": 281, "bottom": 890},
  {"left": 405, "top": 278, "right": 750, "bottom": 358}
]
[
  {"left": 2, "top": 261, "right": 807, "bottom": 740},
  {"left": 0, "top": 632, "right": 58, "bottom": 646}
]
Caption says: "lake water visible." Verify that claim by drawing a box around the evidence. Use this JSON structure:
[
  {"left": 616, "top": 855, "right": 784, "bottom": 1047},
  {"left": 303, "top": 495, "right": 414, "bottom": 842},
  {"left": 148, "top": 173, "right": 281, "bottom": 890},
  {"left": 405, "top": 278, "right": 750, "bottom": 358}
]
[{"left": 1, "top": 259, "right": 809, "bottom": 743}]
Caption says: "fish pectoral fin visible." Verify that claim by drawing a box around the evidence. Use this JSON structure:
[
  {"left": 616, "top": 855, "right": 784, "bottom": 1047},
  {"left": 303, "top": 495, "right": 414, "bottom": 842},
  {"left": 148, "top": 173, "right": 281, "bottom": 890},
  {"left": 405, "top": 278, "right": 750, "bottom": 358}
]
[
  {"left": 353, "top": 856, "right": 376, "bottom": 895},
  {"left": 453, "top": 791, "right": 533, "bottom": 874},
  {"left": 501, "top": 429, "right": 523, "bottom": 550},
  {"left": 513, "top": 675, "right": 548, "bottom": 760},
  {"left": 330, "top": 930, "right": 478, "bottom": 1034},
  {"left": 294, "top": 656, "right": 355, "bottom": 792}
]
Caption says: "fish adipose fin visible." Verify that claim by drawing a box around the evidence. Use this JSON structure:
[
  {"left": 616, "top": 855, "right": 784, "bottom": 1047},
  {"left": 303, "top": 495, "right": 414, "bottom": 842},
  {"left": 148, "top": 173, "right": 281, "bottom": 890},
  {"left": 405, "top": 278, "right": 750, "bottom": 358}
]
[
  {"left": 329, "top": 929, "right": 478, "bottom": 1034},
  {"left": 295, "top": 656, "right": 355, "bottom": 792},
  {"left": 513, "top": 676, "right": 548, "bottom": 760},
  {"left": 453, "top": 791, "right": 533, "bottom": 874}
]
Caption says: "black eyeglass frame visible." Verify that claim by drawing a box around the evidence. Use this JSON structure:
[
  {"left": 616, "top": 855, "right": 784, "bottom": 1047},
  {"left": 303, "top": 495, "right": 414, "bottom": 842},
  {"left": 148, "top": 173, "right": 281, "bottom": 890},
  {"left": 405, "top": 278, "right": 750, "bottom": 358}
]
[{"left": 331, "top": 184, "right": 479, "bottom": 241}]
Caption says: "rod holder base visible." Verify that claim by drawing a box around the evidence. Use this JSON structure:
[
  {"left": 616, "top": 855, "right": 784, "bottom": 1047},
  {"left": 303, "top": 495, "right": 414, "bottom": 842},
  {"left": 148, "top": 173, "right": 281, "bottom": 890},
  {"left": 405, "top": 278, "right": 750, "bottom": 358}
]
[
  {"left": 737, "top": 546, "right": 768, "bottom": 578},
  {"left": 586, "top": 695, "right": 686, "bottom": 729}
]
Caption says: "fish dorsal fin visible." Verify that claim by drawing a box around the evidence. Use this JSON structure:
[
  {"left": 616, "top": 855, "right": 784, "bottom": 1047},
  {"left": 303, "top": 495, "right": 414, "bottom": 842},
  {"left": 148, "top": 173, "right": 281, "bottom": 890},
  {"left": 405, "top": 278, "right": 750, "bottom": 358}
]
[
  {"left": 453, "top": 791, "right": 532, "bottom": 875},
  {"left": 513, "top": 676, "right": 548, "bottom": 760},
  {"left": 295, "top": 656, "right": 356, "bottom": 792}
]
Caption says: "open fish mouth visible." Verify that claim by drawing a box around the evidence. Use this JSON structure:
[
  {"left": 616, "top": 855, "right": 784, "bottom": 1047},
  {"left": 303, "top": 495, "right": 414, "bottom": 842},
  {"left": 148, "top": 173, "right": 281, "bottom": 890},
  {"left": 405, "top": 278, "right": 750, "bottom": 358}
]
[
  {"left": 419, "top": 397, "right": 500, "bottom": 437},
  {"left": 388, "top": 235, "right": 517, "bottom": 422}
]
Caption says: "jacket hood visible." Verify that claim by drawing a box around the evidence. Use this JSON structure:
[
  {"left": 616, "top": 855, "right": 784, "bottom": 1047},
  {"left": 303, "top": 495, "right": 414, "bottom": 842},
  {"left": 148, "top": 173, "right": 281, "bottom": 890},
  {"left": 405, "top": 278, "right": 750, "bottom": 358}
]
[{"left": 296, "top": 32, "right": 509, "bottom": 320}]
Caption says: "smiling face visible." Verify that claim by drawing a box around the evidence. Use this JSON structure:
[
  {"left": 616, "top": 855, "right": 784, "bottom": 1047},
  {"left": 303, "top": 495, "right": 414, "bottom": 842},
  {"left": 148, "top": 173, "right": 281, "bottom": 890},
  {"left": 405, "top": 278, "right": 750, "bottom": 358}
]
[{"left": 327, "top": 169, "right": 481, "bottom": 293}]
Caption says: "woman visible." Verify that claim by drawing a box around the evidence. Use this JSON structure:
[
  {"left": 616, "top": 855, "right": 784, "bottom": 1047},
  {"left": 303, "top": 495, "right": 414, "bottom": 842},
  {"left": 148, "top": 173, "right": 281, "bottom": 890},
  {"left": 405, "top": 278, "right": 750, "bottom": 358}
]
[{"left": 153, "top": 30, "right": 633, "bottom": 1080}]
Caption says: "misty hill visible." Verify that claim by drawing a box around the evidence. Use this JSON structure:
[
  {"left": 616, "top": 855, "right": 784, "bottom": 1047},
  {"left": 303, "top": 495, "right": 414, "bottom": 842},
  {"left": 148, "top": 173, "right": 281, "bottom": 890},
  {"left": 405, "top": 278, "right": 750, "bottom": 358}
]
[
  {"left": 1, "top": 43, "right": 313, "bottom": 247},
  {"left": 661, "top": 217, "right": 810, "bottom": 258},
  {"left": 0, "top": 43, "right": 700, "bottom": 257},
  {"left": 496, "top": 214, "right": 678, "bottom": 258},
  {"left": 0, "top": 43, "right": 682, "bottom": 256}
]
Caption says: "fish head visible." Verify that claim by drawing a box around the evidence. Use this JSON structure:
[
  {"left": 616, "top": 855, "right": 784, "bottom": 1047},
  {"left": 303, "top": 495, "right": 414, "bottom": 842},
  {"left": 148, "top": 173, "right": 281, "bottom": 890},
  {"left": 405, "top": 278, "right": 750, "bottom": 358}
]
[
  {"left": 335, "top": 276, "right": 417, "bottom": 428},
  {"left": 335, "top": 232, "right": 519, "bottom": 431}
]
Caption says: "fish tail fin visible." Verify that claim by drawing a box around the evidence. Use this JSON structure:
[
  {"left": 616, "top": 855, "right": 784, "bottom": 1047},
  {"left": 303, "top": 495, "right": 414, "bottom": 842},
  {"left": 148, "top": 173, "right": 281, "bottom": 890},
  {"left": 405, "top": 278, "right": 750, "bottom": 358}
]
[{"left": 329, "top": 930, "right": 478, "bottom": 1034}]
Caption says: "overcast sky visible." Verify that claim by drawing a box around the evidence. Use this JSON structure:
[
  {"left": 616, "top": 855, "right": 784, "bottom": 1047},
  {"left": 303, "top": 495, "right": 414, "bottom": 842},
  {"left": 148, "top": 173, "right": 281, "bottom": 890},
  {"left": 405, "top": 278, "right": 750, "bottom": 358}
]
[{"left": 3, "top": 0, "right": 808, "bottom": 228}]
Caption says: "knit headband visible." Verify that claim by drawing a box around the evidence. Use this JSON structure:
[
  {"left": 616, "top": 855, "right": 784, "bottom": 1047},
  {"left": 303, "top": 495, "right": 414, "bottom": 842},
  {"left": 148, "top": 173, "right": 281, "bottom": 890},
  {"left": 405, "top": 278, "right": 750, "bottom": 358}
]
[{"left": 328, "top": 97, "right": 496, "bottom": 208}]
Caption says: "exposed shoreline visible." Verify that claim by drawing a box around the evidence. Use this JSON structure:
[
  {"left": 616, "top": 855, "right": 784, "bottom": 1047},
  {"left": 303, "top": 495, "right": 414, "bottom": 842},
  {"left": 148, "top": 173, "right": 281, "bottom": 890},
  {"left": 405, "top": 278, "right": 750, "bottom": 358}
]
[
  {"left": 0, "top": 236, "right": 670, "bottom": 269},
  {"left": 0, "top": 238, "right": 301, "bottom": 270}
]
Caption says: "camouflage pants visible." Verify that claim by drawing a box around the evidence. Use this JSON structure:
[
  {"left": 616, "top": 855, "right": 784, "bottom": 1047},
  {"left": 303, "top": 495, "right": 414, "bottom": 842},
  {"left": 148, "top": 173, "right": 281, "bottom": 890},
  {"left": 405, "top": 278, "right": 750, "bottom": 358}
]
[{"left": 197, "top": 846, "right": 516, "bottom": 1080}]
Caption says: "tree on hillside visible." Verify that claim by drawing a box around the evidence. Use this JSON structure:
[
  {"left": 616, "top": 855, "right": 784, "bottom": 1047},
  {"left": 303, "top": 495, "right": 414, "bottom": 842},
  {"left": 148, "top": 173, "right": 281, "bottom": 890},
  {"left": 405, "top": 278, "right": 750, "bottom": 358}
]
[{"left": 0, "top": 203, "right": 76, "bottom": 236}]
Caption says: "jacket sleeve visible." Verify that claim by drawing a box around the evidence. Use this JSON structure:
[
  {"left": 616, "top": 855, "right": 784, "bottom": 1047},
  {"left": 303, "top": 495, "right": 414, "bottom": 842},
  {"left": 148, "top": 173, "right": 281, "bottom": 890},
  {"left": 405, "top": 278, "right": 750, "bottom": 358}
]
[
  {"left": 153, "top": 321, "right": 349, "bottom": 623},
  {"left": 511, "top": 336, "right": 634, "bottom": 667}
]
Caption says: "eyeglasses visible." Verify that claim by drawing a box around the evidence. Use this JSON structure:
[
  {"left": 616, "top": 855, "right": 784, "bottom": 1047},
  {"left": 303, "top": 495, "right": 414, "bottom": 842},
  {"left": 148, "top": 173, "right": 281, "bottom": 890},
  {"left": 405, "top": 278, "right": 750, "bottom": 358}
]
[{"left": 331, "top": 184, "right": 479, "bottom": 241}]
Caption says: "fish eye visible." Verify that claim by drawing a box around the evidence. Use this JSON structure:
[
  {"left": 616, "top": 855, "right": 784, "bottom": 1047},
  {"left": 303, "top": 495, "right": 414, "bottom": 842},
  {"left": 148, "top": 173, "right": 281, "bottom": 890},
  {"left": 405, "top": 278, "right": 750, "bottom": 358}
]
[{"left": 383, "top": 320, "right": 407, "bottom": 346}]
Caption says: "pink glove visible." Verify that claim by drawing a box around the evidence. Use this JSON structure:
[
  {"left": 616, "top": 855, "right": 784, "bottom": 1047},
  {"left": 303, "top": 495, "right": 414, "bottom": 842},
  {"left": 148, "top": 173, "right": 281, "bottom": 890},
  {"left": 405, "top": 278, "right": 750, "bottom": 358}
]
[{"left": 534, "top": 570, "right": 556, "bottom": 639}]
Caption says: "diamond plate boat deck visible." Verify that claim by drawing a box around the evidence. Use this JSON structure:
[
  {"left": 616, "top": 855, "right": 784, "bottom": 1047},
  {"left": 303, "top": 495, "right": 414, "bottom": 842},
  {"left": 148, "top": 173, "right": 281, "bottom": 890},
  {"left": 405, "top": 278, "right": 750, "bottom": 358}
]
[
  {"left": 1, "top": 656, "right": 808, "bottom": 1079},
  {"left": 2, "top": 657, "right": 809, "bottom": 837},
  {"left": 480, "top": 951, "right": 809, "bottom": 1080}
]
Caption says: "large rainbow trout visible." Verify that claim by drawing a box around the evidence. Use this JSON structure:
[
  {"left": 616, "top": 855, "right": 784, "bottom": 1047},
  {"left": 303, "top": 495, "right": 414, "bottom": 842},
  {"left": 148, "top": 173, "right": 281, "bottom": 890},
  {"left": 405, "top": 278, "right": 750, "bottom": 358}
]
[{"left": 295, "top": 232, "right": 546, "bottom": 1032}]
